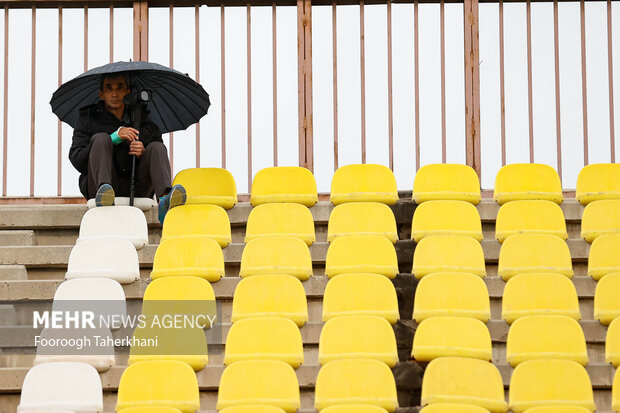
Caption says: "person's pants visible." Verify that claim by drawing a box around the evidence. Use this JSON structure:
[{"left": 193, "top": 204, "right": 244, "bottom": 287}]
[{"left": 87, "top": 133, "right": 172, "bottom": 199}]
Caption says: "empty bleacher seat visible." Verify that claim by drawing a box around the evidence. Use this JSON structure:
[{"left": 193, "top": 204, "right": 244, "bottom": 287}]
[
  {"left": 421, "top": 357, "right": 508, "bottom": 413},
  {"left": 327, "top": 202, "right": 398, "bottom": 243},
  {"left": 250, "top": 166, "right": 318, "bottom": 207},
  {"left": 53, "top": 278, "right": 126, "bottom": 324},
  {"left": 412, "top": 163, "right": 481, "bottom": 205},
  {"left": 588, "top": 234, "right": 620, "bottom": 280},
  {"left": 245, "top": 203, "right": 315, "bottom": 246},
  {"left": 17, "top": 362, "right": 103, "bottom": 413},
  {"left": 116, "top": 360, "right": 200, "bottom": 412},
  {"left": 412, "top": 317, "right": 492, "bottom": 362},
  {"left": 606, "top": 318, "right": 620, "bottom": 368},
  {"left": 412, "top": 235, "right": 486, "bottom": 279},
  {"left": 509, "top": 359, "right": 595, "bottom": 413},
  {"left": 160, "top": 204, "right": 231, "bottom": 248},
  {"left": 325, "top": 235, "right": 398, "bottom": 279},
  {"left": 595, "top": 272, "right": 620, "bottom": 325},
  {"left": 576, "top": 163, "right": 620, "bottom": 205},
  {"left": 493, "top": 163, "right": 563, "bottom": 205},
  {"left": 413, "top": 272, "right": 490, "bottom": 323},
  {"left": 322, "top": 273, "right": 399, "bottom": 324},
  {"left": 419, "top": 404, "right": 491, "bottom": 413},
  {"left": 224, "top": 317, "right": 304, "bottom": 368},
  {"left": 613, "top": 367, "right": 620, "bottom": 412},
  {"left": 319, "top": 315, "right": 398, "bottom": 367},
  {"left": 581, "top": 199, "right": 620, "bottom": 243},
  {"left": 495, "top": 200, "right": 567, "bottom": 243},
  {"left": 118, "top": 407, "right": 184, "bottom": 413},
  {"left": 172, "top": 167, "right": 237, "bottom": 209},
  {"left": 66, "top": 238, "right": 139, "bottom": 284},
  {"left": 411, "top": 200, "right": 483, "bottom": 242},
  {"left": 231, "top": 274, "right": 308, "bottom": 327},
  {"left": 506, "top": 315, "right": 588, "bottom": 367},
  {"left": 321, "top": 406, "right": 390, "bottom": 413},
  {"left": 315, "top": 359, "right": 398, "bottom": 412},
  {"left": 330, "top": 164, "right": 398, "bottom": 205},
  {"left": 151, "top": 237, "right": 224, "bottom": 282},
  {"left": 86, "top": 197, "right": 156, "bottom": 211},
  {"left": 77, "top": 206, "right": 148, "bottom": 249},
  {"left": 502, "top": 273, "right": 581, "bottom": 324},
  {"left": 520, "top": 407, "right": 593, "bottom": 413},
  {"left": 498, "top": 234, "right": 573, "bottom": 281},
  {"left": 239, "top": 236, "right": 312, "bottom": 280},
  {"left": 217, "top": 360, "right": 300, "bottom": 413},
  {"left": 219, "top": 407, "right": 286, "bottom": 413}
]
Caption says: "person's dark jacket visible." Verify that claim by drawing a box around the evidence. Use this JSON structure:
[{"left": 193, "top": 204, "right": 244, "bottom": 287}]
[{"left": 69, "top": 101, "right": 163, "bottom": 198}]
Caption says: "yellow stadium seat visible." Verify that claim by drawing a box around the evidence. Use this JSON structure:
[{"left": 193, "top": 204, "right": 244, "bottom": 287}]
[
  {"left": 250, "top": 166, "right": 318, "bottom": 207},
  {"left": 412, "top": 164, "right": 481, "bottom": 205},
  {"left": 161, "top": 204, "right": 231, "bottom": 248},
  {"left": 420, "top": 404, "right": 491, "bottom": 413},
  {"left": 595, "top": 272, "right": 620, "bottom": 325},
  {"left": 494, "top": 163, "right": 563, "bottom": 205},
  {"left": 506, "top": 315, "right": 588, "bottom": 367},
  {"left": 315, "top": 359, "right": 398, "bottom": 412},
  {"left": 116, "top": 360, "right": 199, "bottom": 413},
  {"left": 498, "top": 234, "right": 573, "bottom": 281},
  {"left": 412, "top": 317, "right": 492, "bottom": 362},
  {"left": 219, "top": 407, "right": 286, "bottom": 413},
  {"left": 330, "top": 164, "right": 398, "bottom": 205},
  {"left": 588, "top": 234, "right": 620, "bottom": 280},
  {"left": 151, "top": 237, "right": 224, "bottom": 282},
  {"left": 245, "top": 203, "right": 315, "bottom": 246},
  {"left": 321, "top": 406, "right": 389, "bottom": 413},
  {"left": 413, "top": 272, "right": 490, "bottom": 323},
  {"left": 606, "top": 318, "right": 620, "bottom": 367},
  {"left": 412, "top": 235, "right": 486, "bottom": 279},
  {"left": 495, "top": 200, "right": 567, "bottom": 243},
  {"left": 502, "top": 273, "right": 581, "bottom": 324},
  {"left": 421, "top": 357, "right": 508, "bottom": 413},
  {"left": 239, "top": 236, "right": 312, "bottom": 280},
  {"left": 325, "top": 235, "right": 398, "bottom": 279},
  {"left": 613, "top": 368, "right": 620, "bottom": 412},
  {"left": 318, "top": 315, "right": 398, "bottom": 367},
  {"left": 322, "top": 273, "right": 399, "bottom": 324},
  {"left": 119, "top": 408, "right": 184, "bottom": 413},
  {"left": 581, "top": 199, "right": 620, "bottom": 243},
  {"left": 216, "top": 360, "right": 300, "bottom": 413},
  {"left": 411, "top": 200, "right": 483, "bottom": 242},
  {"left": 509, "top": 359, "right": 595, "bottom": 413},
  {"left": 231, "top": 274, "right": 308, "bottom": 327},
  {"left": 576, "top": 163, "right": 620, "bottom": 205},
  {"left": 224, "top": 317, "right": 304, "bottom": 368},
  {"left": 522, "top": 407, "right": 593, "bottom": 413},
  {"left": 327, "top": 202, "right": 398, "bottom": 243},
  {"left": 172, "top": 168, "right": 237, "bottom": 209}
]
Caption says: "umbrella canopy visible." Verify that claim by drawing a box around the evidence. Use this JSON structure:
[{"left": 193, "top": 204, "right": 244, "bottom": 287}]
[{"left": 50, "top": 60, "right": 210, "bottom": 134}]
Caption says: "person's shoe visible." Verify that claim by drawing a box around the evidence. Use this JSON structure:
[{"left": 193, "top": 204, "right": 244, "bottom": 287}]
[
  {"left": 95, "top": 184, "right": 115, "bottom": 207},
  {"left": 158, "top": 184, "right": 187, "bottom": 224}
]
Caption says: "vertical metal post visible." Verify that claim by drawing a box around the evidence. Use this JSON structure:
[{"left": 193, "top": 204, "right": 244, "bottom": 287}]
[
  {"left": 464, "top": 0, "right": 481, "bottom": 177},
  {"left": 58, "top": 6, "right": 62, "bottom": 196},
  {"left": 221, "top": 5, "right": 226, "bottom": 168},
  {"left": 608, "top": 0, "right": 616, "bottom": 162},
  {"left": 360, "top": 0, "right": 366, "bottom": 163},
  {"left": 500, "top": 0, "right": 506, "bottom": 166},
  {"left": 247, "top": 3, "right": 252, "bottom": 191},
  {"left": 414, "top": 0, "right": 420, "bottom": 170},
  {"left": 553, "top": 0, "right": 562, "bottom": 176},
  {"left": 110, "top": 5, "right": 114, "bottom": 62},
  {"left": 2, "top": 7, "right": 7, "bottom": 196},
  {"left": 297, "top": 0, "right": 313, "bottom": 171},
  {"left": 30, "top": 7, "right": 35, "bottom": 196},
  {"left": 133, "top": 1, "right": 148, "bottom": 61},
  {"left": 195, "top": 4, "right": 200, "bottom": 167},
  {"left": 440, "top": 0, "right": 446, "bottom": 163},
  {"left": 169, "top": 5, "right": 174, "bottom": 177},
  {"left": 526, "top": 0, "right": 534, "bottom": 162},
  {"left": 272, "top": 2, "right": 278, "bottom": 166},
  {"left": 580, "top": 0, "right": 589, "bottom": 165},
  {"left": 332, "top": 0, "right": 339, "bottom": 171},
  {"left": 387, "top": 0, "right": 393, "bottom": 170}
]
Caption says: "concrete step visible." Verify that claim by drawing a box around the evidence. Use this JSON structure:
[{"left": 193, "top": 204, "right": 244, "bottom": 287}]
[
  {"left": 0, "top": 265, "right": 27, "bottom": 280},
  {"left": 0, "top": 231, "right": 36, "bottom": 247}
]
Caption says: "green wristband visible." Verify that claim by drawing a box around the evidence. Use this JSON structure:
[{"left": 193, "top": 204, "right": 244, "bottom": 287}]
[{"left": 110, "top": 128, "right": 123, "bottom": 145}]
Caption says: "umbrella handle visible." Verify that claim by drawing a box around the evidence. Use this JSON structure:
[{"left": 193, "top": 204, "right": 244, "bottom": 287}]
[{"left": 129, "top": 156, "right": 136, "bottom": 207}]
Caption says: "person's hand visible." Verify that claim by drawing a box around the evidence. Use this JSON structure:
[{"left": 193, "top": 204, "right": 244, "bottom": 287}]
[
  {"left": 118, "top": 126, "right": 139, "bottom": 142},
  {"left": 129, "top": 140, "right": 145, "bottom": 158}
]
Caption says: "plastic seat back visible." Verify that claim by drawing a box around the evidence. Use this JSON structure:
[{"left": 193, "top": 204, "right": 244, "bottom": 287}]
[
  {"left": 118, "top": 408, "right": 184, "bottom": 413},
  {"left": 411, "top": 200, "right": 482, "bottom": 242},
  {"left": 330, "top": 164, "right": 398, "bottom": 205},
  {"left": 245, "top": 203, "right": 315, "bottom": 245},
  {"left": 250, "top": 166, "right": 318, "bottom": 207},
  {"left": 576, "top": 163, "right": 620, "bottom": 205},
  {"left": 581, "top": 199, "right": 620, "bottom": 243},
  {"left": 412, "top": 164, "right": 481, "bottom": 205},
  {"left": 322, "top": 273, "right": 399, "bottom": 324},
  {"left": 224, "top": 317, "right": 304, "bottom": 368},
  {"left": 421, "top": 357, "right": 508, "bottom": 413},
  {"left": 588, "top": 234, "right": 620, "bottom": 280},
  {"left": 412, "top": 235, "right": 486, "bottom": 279},
  {"left": 498, "top": 234, "right": 573, "bottom": 281},
  {"left": 161, "top": 204, "right": 231, "bottom": 248},
  {"left": 321, "top": 406, "right": 389, "bottom": 413},
  {"left": 327, "top": 202, "right": 398, "bottom": 243},
  {"left": 595, "top": 272, "right": 620, "bottom": 325},
  {"left": 319, "top": 315, "right": 398, "bottom": 367},
  {"left": 216, "top": 360, "right": 300, "bottom": 413},
  {"left": 413, "top": 272, "right": 490, "bottom": 323},
  {"left": 231, "top": 274, "right": 308, "bottom": 327},
  {"left": 219, "top": 407, "right": 286, "bottom": 413},
  {"left": 419, "top": 404, "right": 491, "bottom": 413},
  {"left": 116, "top": 360, "right": 199, "bottom": 413},
  {"left": 86, "top": 197, "right": 156, "bottom": 211},
  {"left": 326, "top": 235, "right": 398, "bottom": 279},
  {"left": 509, "top": 359, "right": 595, "bottom": 413},
  {"left": 495, "top": 200, "right": 567, "bottom": 243},
  {"left": 240, "top": 236, "right": 312, "bottom": 280},
  {"left": 66, "top": 238, "right": 139, "bottom": 284},
  {"left": 613, "top": 367, "right": 620, "bottom": 412},
  {"left": 173, "top": 167, "right": 237, "bottom": 209},
  {"left": 521, "top": 407, "right": 593, "bottom": 413},
  {"left": 494, "top": 163, "right": 563, "bottom": 205},
  {"left": 53, "top": 278, "right": 126, "bottom": 326},
  {"left": 315, "top": 359, "right": 398, "bottom": 412},
  {"left": 502, "top": 273, "right": 581, "bottom": 324},
  {"left": 412, "top": 317, "right": 492, "bottom": 362},
  {"left": 606, "top": 318, "right": 620, "bottom": 367},
  {"left": 151, "top": 237, "right": 224, "bottom": 282},
  {"left": 78, "top": 206, "right": 148, "bottom": 249}
]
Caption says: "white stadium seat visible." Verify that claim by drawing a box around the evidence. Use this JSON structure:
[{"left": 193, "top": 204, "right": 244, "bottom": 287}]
[
  {"left": 86, "top": 197, "right": 157, "bottom": 211},
  {"left": 77, "top": 206, "right": 148, "bottom": 249},
  {"left": 66, "top": 239, "right": 139, "bottom": 284}
]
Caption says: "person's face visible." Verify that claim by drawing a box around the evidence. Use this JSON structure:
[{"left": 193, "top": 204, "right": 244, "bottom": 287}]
[{"left": 98, "top": 76, "right": 130, "bottom": 112}]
